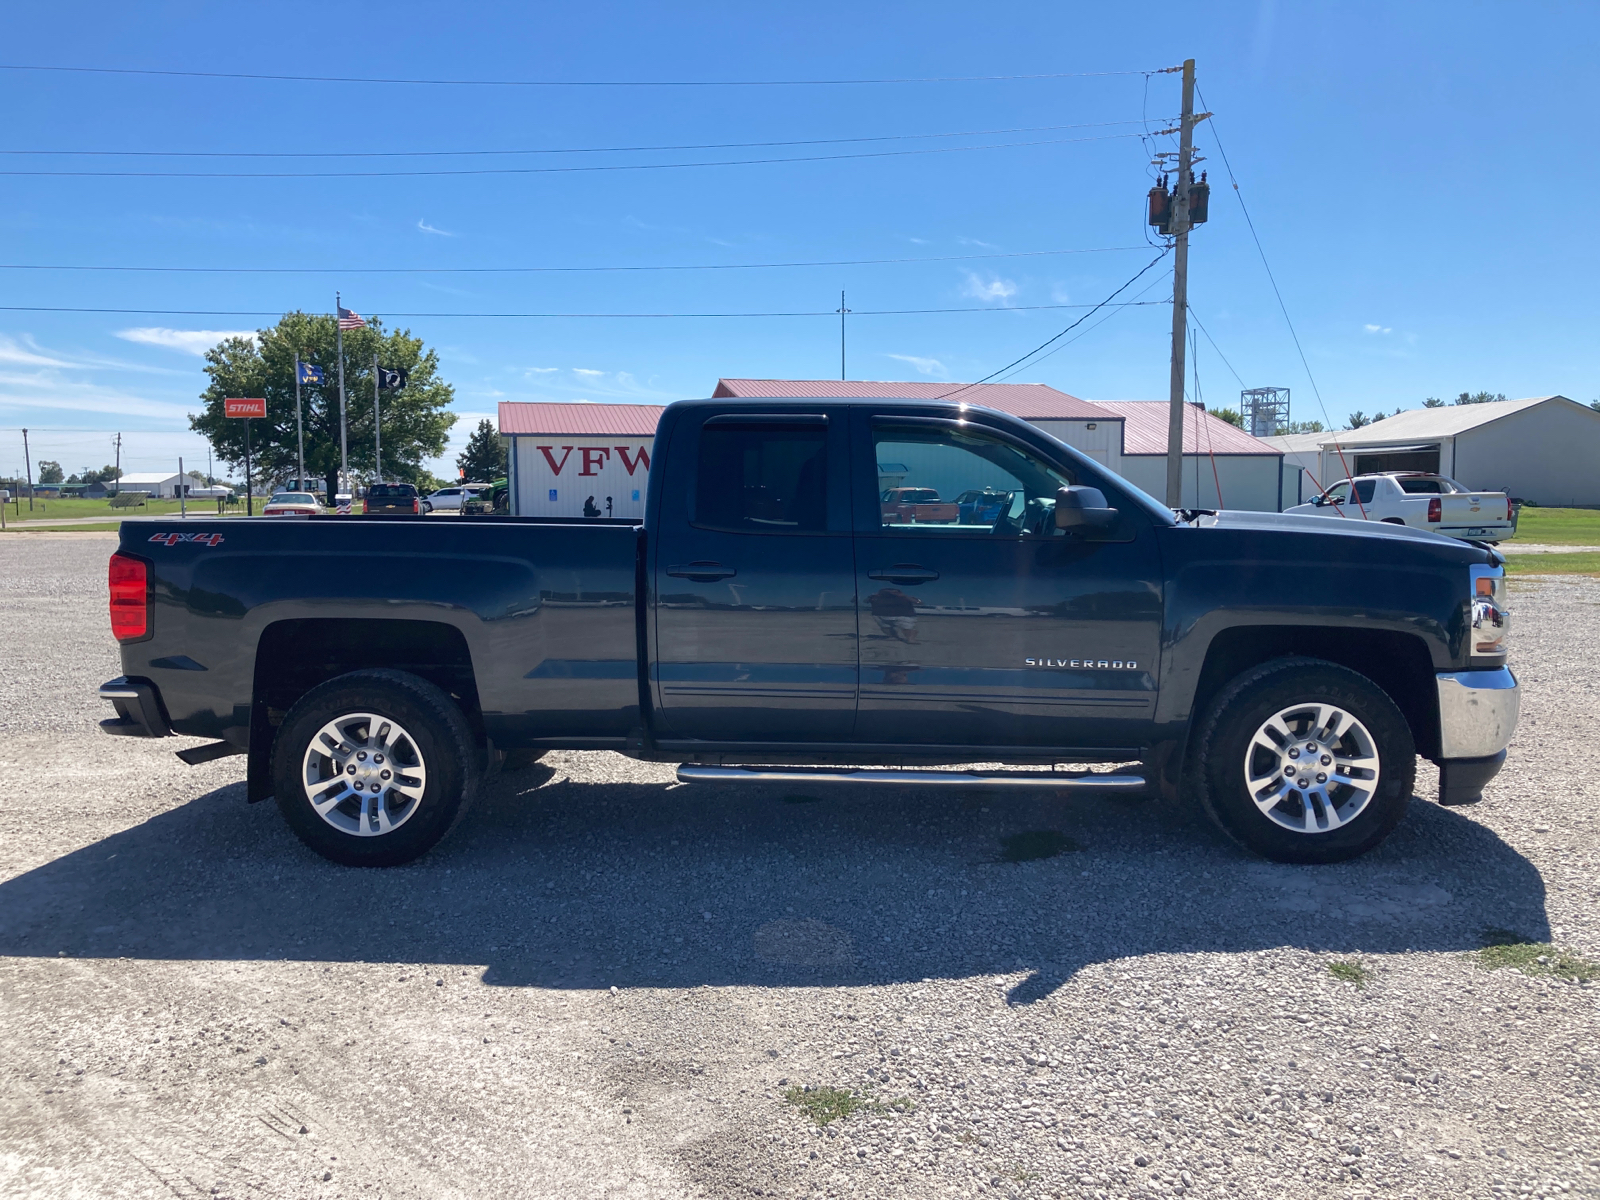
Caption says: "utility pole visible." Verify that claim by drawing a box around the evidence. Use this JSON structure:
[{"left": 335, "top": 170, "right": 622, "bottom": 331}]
[
  {"left": 113, "top": 432, "right": 122, "bottom": 496},
  {"left": 1164, "top": 57, "right": 1197, "bottom": 510},
  {"left": 179, "top": 456, "right": 186, "bottom": 518},
  {"left": 836, "top": 290, "right": 849, "bottom": 380},
  {"left": 336, "top": 291, "right": 349, "bottom": 497},
  {"left": 372, "top": 352, "right": 382, "bottom": 481},
  {"left": 294, "top": 352, "right": 306, "bottom": 491},
  {"left": 21, "top": 427, "right": 33, "bottom": 511}
]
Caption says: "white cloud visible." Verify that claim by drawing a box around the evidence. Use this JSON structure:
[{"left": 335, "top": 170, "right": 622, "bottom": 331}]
[
  {"left": 958, "top": 236, "right": 1000, "bottom": 249},
  {"left": 1363, "top": 323, "right": 1392, "bottom": 335},
  {"left": 962, "top": 273, "right": 1019, "bottom": 304},
  {"left": 0, "top": 334, "right": 77, "bottom": 368},
  {"left": 417, "top": 218, "right": 457, "bottom": 237},
  {"left": 0, "top": 369, "right": 196, "bottom": 420},
  {"left": 116, "top": 328, "right": 257, "bottom": 355},
  {"left": 524, "top": 367, "right": 559, "bottom": 375},
  {"left": 907, "top": 236, "right": 929, "bottom": 245},
  {"left": 887, "top": 353, "right": 948, "bottom": 378},
  {"left": 1050, "top": 284, "right": 1073, "bottom": 304},
  {"left": 572, "top": 368, "right": 605, "bottom": 377}
]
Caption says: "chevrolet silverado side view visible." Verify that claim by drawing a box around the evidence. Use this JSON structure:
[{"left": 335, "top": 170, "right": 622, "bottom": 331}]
[{"left": 98, "top": 397, "right": 1519, "bottom": 868}]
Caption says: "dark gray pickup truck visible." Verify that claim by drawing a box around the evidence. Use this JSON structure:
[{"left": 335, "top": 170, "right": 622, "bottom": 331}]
[{"left": 99, "top": 397, "right": 1518, "bottom": 867}]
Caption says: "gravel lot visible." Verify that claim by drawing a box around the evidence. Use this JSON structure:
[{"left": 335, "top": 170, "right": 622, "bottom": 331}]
[{"left": 1, "top": 532, "right": 1596, "bottom": 1200}]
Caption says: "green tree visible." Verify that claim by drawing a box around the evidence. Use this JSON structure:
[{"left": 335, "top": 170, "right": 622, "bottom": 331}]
[
  {"left": 1423, "top": 397, "right": 1446, "bottom": 408},
  {"left": 1346, "top": 411, "right": 1370, "bottom": 429},
  {"left": 189, "top": 311, "right": 455, "bottom": 500},
  {"left": 36, "top": 461, "right": 63, "bottom": 484},
  {"left": 1454, "top": 391, "right": 1507, "bottom": 406},
  {"left": 455, "top": 418, "right": 507, "bottom": 482},
  {"left": 1283, "top": 419, "right": 1325, "bottom": 434},
  {"left": 76, "top": 464, "right": 121, "bottom": 486}
]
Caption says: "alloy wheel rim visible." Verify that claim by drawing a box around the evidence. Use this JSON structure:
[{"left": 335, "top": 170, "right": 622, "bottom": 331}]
[
  {"left": 301, "top": 711, "right": 427, "bottom": 837},
  {"left": 1243, "top": 702, "right": 1380, "bottom": 834}
]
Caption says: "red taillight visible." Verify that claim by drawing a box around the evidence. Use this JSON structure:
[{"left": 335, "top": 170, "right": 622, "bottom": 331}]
[
  {"left": 362, "top": 500, "right": 369, "bottom": 514},
  {"left": 1427, "top": 498, "right": 1441, "bottom": 523},
  {"left": 413, "top": 499, "right": 420, "bottom": 514},
  {"left": 108, "top": 552, "right": 149, "bottom": 642}
]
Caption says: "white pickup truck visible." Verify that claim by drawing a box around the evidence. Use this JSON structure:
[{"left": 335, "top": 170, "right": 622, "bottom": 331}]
[{"left": 1284, "top": 473, "right": 1514, "bottom": 542}]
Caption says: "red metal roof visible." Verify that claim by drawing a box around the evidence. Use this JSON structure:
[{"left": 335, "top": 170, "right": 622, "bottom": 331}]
[
  {"left": 498, "top": 401, "right": 663, "bottom": 437},
  {"left": 1094, "top": 401, "right": 1278, "bottom": 456},
  {"left": 713, "top": 378, "right": 1106, "bottom": 420}
]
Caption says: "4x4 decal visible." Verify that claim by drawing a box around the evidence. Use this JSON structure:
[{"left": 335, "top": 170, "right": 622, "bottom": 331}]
[{"left": 148, "top": 532, "right": 225, "bottom": 547}]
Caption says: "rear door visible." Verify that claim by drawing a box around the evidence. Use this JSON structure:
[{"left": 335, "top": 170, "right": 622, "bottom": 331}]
[
  {"left": 850, "top": 411, "right": 1162, "bottom": 754},
  {"left": 651, "top": 409, "right": 858, "bottom": 742}
]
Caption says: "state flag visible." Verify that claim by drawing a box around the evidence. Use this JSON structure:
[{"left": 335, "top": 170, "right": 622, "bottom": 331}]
[{"left": 296, "top": 361, "right": 326, "bottom": 385}]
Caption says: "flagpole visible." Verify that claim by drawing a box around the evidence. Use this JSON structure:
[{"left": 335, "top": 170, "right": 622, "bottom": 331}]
[
  {"left": 336, "top": 291, "right": 348, "bottom": 497},
  {"left": 294, "top": 352, "right": 305, "bottom": 492},
  {"left": 373, "top": 351, "right": 382, "bottom": 482}
]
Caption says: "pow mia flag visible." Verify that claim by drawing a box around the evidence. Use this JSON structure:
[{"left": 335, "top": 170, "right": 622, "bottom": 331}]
[{"left": 376, "top": 366, "right": 409, "bottom": 391}]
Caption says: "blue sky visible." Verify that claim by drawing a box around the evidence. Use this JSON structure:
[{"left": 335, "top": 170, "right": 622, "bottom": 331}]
[{"left": 1, "top": 1, "right": 1594, "bottom": 479}]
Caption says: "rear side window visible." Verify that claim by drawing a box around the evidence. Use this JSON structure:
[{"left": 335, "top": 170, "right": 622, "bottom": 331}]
[
  {"left": 369, "top": 484, "right": 416, "bottom": 497},
  {"left": 1354, "top": 479, "right": 1376, "bottom": 503},
  {"left": 1398, "top": 478, "right": 1443, "bottom": 494},
  {"left": 695, "top": 421, "right": 827, "bottom": 533}
]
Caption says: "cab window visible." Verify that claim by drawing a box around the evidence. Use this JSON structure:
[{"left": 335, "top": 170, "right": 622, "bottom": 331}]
[
  {"left": 695, "top": 419, "right": 827, "bottom": 534},
  {"left": 871, "top": 422, "right": 1074, "bottom": 536}
]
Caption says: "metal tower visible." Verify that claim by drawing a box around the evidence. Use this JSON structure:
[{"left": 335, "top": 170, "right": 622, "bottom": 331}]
[{"left": 1241, "top": 387, "right": 1291, "bottom": 437}]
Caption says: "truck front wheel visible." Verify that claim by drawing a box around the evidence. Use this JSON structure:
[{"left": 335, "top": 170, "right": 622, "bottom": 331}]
[
  {"left": 1191, "top": 658, "right": 1414, "bottom": 864},
  {"left": 271, "top": 669, "right": 479, "bottom": 867}
]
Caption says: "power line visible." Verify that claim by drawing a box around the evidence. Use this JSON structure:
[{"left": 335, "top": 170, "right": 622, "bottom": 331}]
[
  {"left": 0, "top": 302, "right": 1167, "bottom": 319},
  {"left": 0, "top": 131, "right": 1146, "bottom": 178},
  {"left": 0, "top": 119, "right": 1172, "bottom": 159},
  {"left": 0, "top": 245, "right": 1149, "bottom": 277},
  {"left": 937, "top": 249, "right": 1171, "bottom": 399},
  {"left": 1188, "top": 312, "right": 1246, "bottom": 389},
  {"left": 1196, "top": 88, "right": 1330, "bottom": 424},
  {"left": 989, "top": 266, "right": 1174, "bottom": 382},
  {"left": 0, "top": 63, "right": 1171, "bottom": 88}
]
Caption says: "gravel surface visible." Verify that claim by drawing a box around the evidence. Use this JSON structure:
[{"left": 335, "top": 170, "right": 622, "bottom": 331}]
[{"left": 1, "top": 533, "right": 1596, "bottom": 1200}]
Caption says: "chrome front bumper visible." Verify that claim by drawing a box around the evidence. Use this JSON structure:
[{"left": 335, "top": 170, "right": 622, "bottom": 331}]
[{"left": 1436, "top": 667, "right": 1519, "bottom": 760}]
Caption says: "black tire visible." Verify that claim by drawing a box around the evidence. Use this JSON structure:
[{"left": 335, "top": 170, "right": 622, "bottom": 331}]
[
  {"left": 271, "top": 669, "right": 479, "bottom": 867},
  {"left": 1191, "top": 657, "right": 1414, "bottom": 864}
]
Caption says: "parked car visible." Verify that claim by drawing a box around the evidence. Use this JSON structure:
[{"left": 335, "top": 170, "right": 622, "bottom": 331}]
[
  {"left": 261, "top": 492, "right": 323, "bottom": 517},
  {"left": 98, "top": 396, "right": 1516, "bottom": 869},
  {"left": 421, "top": 484, "right": 490, "bottom": 514},
  {"left": 954, "top": 488, "right": 1018, "bottom": 525},
  {"left": 362, "top": 483, "right": 421, "bottom": 516},
  {"left": 1284, "top": 473, "right": 1513, "bottom": 542},
  {"left": 880, "top": 486, "right": 960, "bottom": 525}
]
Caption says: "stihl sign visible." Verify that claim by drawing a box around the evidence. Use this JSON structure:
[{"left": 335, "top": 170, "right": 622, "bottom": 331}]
[{"left": 224, "top": 397, "right": 266, "bottom": 418}]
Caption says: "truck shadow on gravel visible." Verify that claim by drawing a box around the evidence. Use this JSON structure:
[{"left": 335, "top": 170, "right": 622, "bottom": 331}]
[{"left": 0, "top": 764, "right": 1548, "bottom": 1004}]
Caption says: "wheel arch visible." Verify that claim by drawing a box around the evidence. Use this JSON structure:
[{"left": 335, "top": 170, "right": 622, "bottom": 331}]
[
  {"left": 1187, "top": 625, "right": 1440, "bottom": 764},
  {"left": 247, "top": 618, "right": 483, "bottom": 802}
]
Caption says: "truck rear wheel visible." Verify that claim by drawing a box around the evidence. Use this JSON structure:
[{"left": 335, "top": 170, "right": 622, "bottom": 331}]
[
  {"left": 1191, "top": 658, "right": 1414, "bottom": 864},
  {"left": 271, "top": 669, "right": 478, "bottom": 867}
]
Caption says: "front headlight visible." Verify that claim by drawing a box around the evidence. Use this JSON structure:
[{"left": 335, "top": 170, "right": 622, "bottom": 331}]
[{"left": 1470, "top": 565, "right": 1509, "bottom": 656}]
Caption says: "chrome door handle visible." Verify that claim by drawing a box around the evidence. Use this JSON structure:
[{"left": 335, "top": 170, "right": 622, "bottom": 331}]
[
  {"left": 666, "top": 561, "right": 736, "bottom": 581},
  {"left": 868, "top": 565, "right": 939, "bottom": 584}
]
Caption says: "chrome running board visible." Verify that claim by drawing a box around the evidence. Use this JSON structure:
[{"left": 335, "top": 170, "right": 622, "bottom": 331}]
[{"left": 675, "top": 765, "right": 1146, "bottom": 791}]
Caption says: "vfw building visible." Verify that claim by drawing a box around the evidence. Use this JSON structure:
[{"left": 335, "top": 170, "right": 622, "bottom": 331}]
[{"left": 499, "top": 402, "right": 660, "bottom": 519}]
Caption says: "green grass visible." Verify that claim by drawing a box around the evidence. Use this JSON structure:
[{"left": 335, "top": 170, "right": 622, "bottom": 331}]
[
  {"left": 1510, "top": 506, "right": 1600, "bottom": 546},
  {"left": 0, "top": 522, "right": 125, "bottom": 534},
  {"left": 3, "top": 496, "right": 203, "bottom": 522},
  {"left": 1504, "top": 551, "right": 1600, "bottom": 577},
  {"left": 1473, "top": 928, "right": 1599, "bottom": 982},
  {"left": 1000, "top": 829, "right": 1079, "bottom": 862},
  {"left": 782, "top": 1084, "right": 914, "bottom": 1126},
  {"left": 1327, "top": 960, "right": 1372, "bottom": 989}
]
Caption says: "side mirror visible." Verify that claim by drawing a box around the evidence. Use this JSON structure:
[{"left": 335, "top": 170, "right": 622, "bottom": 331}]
[{"left": 1055, "top": 485, "right": 1118, "bottom": 531}]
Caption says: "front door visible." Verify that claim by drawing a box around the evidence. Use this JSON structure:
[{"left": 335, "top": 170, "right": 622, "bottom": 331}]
[
  {"left": 852, "top": 411, "right": 1163, "bottom": 754},
  {"left": 651, "top": 410, "right": 858, "bottom": 743}
]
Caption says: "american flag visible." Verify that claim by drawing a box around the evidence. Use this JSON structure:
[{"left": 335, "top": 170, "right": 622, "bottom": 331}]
[{"left": 337, "top": 304, "right": 366, "bottom": 331}]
